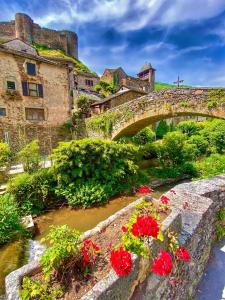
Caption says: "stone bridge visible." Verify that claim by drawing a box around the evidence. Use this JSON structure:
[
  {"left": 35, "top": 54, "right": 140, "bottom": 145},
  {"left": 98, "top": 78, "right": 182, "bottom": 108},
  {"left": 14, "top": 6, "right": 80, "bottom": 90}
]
[{"left": 86, "top": 88, "right": 225, "bottom": 139}]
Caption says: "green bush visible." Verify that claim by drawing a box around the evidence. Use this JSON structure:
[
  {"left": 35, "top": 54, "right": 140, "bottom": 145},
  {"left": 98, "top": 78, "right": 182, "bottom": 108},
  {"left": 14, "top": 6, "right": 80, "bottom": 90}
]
[
  {"left": 188, "top": 135, "right": 209, "bottom": 155},
  {"left": 0, "top": 142, "right": 12, "bottom": 169},
  {"left": 139, "top": 142, "right": 158, "bottom": 160},
  {"left": 7, "top": 168, "right": 57, "bottom": 215},
  {"left": 50, "top": 139, "right": 140, "bottom": 206},
  {"left": 77, "top": 94, "right": 92, "bottom": 115},
  {"left": 132, "top": 127, "right": 155, "bottom": 145},
  {"left": 0, "top": 194, "right": 25, "bottom": 245},
  {"left": 194, "top": 154, "right": 225, "bottom": 179},
  {"left": 177, "top": 120, "right": 204, "bottom": 137},
  {"left": 156, "top": 131, "right": 199, "bottom": 167},
  {"left": 155, "top": 120, "right": 169, "bottom": 139},
  {"left": 18, "top": 140, "right": 42, "bottom": 173},
  {"left": 57, "top": 181, "right": 112, "bottom": 208}
]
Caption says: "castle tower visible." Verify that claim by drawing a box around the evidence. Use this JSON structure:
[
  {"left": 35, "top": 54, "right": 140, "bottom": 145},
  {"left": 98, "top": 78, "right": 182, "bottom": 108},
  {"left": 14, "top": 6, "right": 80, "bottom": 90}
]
[
  {"left": 15, "top": 13, "right": 34, "bottom": 43},
  {"left": 137, "top": 62, "right": 156, "bottom": 91},
  {"left": 60, "top": 30, "right": 78, "bottom": 58}
]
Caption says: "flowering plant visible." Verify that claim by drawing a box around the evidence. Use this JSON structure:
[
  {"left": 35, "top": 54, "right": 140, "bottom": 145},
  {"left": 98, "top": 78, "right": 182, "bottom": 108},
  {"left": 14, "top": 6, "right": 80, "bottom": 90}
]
[
  {"left": 131, "top": 215, "right": 159, "bottom": 238},
  {"left": 137, "top": 186, "right": 154, "bottom": 194},
  {"left": 110, "top": 246, "right": 132, "bottom": 276},
  {"left": 160, "top": 195, "right": 171, "bottom": 205},
  {"left": 151, "top": 250, "right": 173, "bottom": 276},
  {"left": 175, "top": 246, "right": 190, "bottom": 262},
  {"left": 81, "top": 239, "right": 100, "bottom": 272}
]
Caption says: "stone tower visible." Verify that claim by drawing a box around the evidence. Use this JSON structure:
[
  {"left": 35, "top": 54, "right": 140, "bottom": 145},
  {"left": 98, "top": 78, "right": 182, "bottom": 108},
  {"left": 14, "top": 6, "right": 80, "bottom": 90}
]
[
  {"left": 137, "top": 63, "right": 156, "bottom": 91},
  {"left": 0, "top": 13, "right": 78, "bottom": 58}
]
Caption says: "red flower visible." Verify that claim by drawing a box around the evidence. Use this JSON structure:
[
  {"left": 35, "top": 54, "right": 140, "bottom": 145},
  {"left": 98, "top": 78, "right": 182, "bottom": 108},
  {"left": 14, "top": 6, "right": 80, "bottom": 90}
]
[
  {"left": 131, "top": 215, "right": 159, "bottom": 238},
  {"left": 175, "top": 247, "right": 190, "bottom": 262},
  {"left": 160, "top": 195, "right": 171, "bottom": 204},
  {"left": 110, "top": 246, "right": 132, "bottom": 276},
  {"left": 170, "top": 189, "right": 176, "bottom": 195},
  {"left": 81, "top": 240, "right": 100, "bottom": 267},
  {"left": 151, "top": 250, "right": 173, "bottom": 276},
  {"left": 121, "top": 225, "right": 128, "bottom": 232},
  {"left": 137, "top": 186, "right": 154, "bottom": 194}
]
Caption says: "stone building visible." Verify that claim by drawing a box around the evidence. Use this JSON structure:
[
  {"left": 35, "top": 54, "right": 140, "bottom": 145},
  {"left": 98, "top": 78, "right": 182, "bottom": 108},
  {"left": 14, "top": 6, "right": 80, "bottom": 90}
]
[
  {"left": 0, "top": 40, "right": 72, "bottom": 153},
  {"left": 0, "top": 13, "right": 78, "bottom": 58},
  {"left": 74, "top": 71, "right": 100, "bottom": 92},
  {"left": 101, "top": 63, "right": 155, "bottom": 92},
  {"left": 91, "top": 88, "right": 147, "bottom": 115}
]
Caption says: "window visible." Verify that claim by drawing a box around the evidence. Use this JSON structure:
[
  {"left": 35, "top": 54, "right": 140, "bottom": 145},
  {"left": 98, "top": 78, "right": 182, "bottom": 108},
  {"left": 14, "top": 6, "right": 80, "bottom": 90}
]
[
  {"left": 25, "top": 108, "right": 45, "bottom": 121},
  {"left": 0, "top": 108, "right": 6, "bottom": 117},
  {"left": 22, "top": 81, "right": 44, "bottom": 97},
  {"left": 7, "top": 81, "right": 16, "bottom": 90},
  {"left": 26, "top": 63, "right": 36, "bottom": 76},
  {"left": 85, "top": 79, "right": 93, "bottom": 86}
]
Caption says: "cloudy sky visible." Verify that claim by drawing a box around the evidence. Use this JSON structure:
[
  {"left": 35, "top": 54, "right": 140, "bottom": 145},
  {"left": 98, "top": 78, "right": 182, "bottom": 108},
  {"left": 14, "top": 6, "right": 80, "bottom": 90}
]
[{"left": 1, "top": 0, "right": 225, "bottom": 86}]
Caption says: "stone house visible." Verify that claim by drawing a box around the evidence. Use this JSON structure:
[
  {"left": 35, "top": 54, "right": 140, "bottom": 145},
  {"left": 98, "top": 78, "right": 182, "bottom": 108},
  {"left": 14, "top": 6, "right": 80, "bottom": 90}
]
[
  {"left": 101, "top": 63, "right": 155, "bottom": 92},
  {"left": 0, "top": 40, "right": 72, "bottom": 153},
  {"left": 91, "top": 88, "right": 147, "bottom": 115},
  {"left": 74, "top": 71, "right": 100, "bottom": 92}
]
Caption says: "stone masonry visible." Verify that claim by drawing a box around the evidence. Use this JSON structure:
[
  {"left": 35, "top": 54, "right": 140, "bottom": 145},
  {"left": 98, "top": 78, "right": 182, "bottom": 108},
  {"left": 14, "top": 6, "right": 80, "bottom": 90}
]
[{"left": 0, "top": 13, "right": 78, "bottom": 58}]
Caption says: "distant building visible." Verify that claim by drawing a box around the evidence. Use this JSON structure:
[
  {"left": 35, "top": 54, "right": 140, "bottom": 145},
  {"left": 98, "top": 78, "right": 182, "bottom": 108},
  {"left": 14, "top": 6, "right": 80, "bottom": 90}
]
[
  {"left": 74, "top": 71, "right": 100, "bottom": 93},
  {"left": 101, "top": 63, "right": 155, "bottom": 92},
  {"left": 91, "top": 88, "right": 147, "bottom": 115},
  {"left": 0, "top": 39, "right": 73, "bottom": 153}
]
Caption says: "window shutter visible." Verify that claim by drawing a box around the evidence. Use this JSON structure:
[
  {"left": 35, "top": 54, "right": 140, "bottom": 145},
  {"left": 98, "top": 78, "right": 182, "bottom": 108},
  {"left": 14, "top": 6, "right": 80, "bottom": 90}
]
[
  {"left": 27, "top": 63, "right": 36, "bottom": 76},
  {"left": 38, "top": 84, "right": 43, "bottom": 98},
  {"left": 22, "top": 81, "right": 28, "bottom": 96}
]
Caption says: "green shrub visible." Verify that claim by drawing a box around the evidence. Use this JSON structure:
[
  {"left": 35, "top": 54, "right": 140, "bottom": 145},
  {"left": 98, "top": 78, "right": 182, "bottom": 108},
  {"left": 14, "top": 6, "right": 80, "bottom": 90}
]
[
  {"left": 177, "top": 120, "right": 204, "bottom": 137},
  {"left": 18, "top": 140, "right": 42, "bottom": 173},
  {"left": 139, "top": 142, "right": 158, "bottom": 160},
  {"left": 156, "top": 131, "right": 186, "bottom": 166},
  {"left": 116, "top": 136, "right": 133, "bottom": 144},
  {"left": 77, "top": 94, "right": 92, "bottom": 115},
  {"left": 0, "top": 194, "right": 25, "bottom": 245},
  {"left": 7, "top": 168, "right": 57, "bottom": 215},
  {"left": 155, "top": 120, "right": 169, "bottom": 139},
  {"left": 132, "top": 127, "right": 155, "bottom": 145},
  {"left": 188, "top": 135, "right": 209, "bottom": 155},
  {"left": 194, "top": 154, "right": 225, "bottom": 179},
  {"left": 56, "top": 181, "right": 112, "bottom": 208},
  {"left": 0, "top": 142, "right": 12, "bottom": 169},
  {"left": 51, "top": 139, "right": 140, "bottom": 206}
]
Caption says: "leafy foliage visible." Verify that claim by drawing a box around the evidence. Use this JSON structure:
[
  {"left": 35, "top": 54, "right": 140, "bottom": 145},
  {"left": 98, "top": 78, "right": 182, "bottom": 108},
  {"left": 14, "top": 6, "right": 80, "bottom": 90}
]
[
  {"left": 40, "top": 225, "right": 81, "bottom": 281},
  {"left": 94, "top": 80, "right": 116, "bottom": 97},
  {"left": 20, "top": 277, "right": 62, "bottom": 300},
  {"left": 215, "top": 208, "right": 225, "bottom": 241},
  {"left": 194, "top": 154, "right": 225, "bottom": 179},
  {"left": 76, "top": 94, "right": 92, "bottom": 115},
  {"left": 0, "top": 194, "right": 25, "bottom": 245},
  {"left": 177, "top": 120, "right": 204, "bottom": 137},
  {"left": 7, "top": 168, "right": 57, "bottom": 215},
  {"left": 155, "top": 120, "right": 170, "bottom": 139},
  {"left": 18, "top": 140, "right": 42, "bottom": 173},
  {"left": 0, "top": 142, "right": 12, "bottom": 169},
  {"left": 132, "top": 127, "right": 155, "bottom": 145},
  {"left": 207, "top": 89, "right": 225, "bottom": 109}
]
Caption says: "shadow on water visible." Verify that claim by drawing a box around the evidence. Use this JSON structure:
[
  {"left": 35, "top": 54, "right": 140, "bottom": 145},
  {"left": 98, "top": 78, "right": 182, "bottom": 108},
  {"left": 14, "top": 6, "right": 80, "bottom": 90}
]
[{"left": 0, "top": 182, "right": 183, "bottom": 295}]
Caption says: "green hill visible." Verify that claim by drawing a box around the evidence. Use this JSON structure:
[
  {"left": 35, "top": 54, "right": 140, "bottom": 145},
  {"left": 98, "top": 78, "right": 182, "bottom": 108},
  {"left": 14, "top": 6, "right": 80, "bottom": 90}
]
[
  {"left": 32, "top": 42, "right": 97, "bottom": 75},
  {"left": 155, "top": 81, "right": 190, "bottom": 91}
]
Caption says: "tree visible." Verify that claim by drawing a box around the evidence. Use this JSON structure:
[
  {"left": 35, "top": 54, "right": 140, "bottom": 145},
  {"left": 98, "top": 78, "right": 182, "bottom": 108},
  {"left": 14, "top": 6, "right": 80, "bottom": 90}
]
[
  {"left": 0, "top": 142, "right": 12, "bottom": 169},
  {"left": 156, "top": 120, "right": 169, "bottom": 139},
  {"left": 18, "top": 140, "right": 42, "bottom": 173},
  {"left": 132, "top": 127, "right": 155, "bottom": 145}
]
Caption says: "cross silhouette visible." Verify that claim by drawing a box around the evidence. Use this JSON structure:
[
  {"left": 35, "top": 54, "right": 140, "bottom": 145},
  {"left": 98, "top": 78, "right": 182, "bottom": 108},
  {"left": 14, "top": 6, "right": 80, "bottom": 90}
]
[{"left": 173, "top": 75, "right": 184, "bottom": 87}]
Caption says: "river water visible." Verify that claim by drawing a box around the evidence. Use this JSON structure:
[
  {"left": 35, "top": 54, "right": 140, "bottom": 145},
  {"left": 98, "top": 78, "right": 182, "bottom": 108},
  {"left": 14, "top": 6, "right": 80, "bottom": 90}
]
[{"left": 0, "top": 183, "right": 176, "bottom": 295}]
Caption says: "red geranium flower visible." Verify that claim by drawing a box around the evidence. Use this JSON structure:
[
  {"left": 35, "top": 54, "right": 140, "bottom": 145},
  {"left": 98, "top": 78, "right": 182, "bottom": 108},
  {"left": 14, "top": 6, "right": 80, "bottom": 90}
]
[
  {"left": 137, "top": 186, "right": 154, "bottom": 194},
  {"left": 121, "top": 225, "right": 128, "bottom": 232},
  {"left": 81, "top": 240, "right": 100, "bottom": 267},
  {"left": 170, "top": 189, "right": 176, "bottom": 195},
  {"left": 175, "top": 247, "right": 190, "bottom": 262},
  {"left": 131, "top": 215, "right": 159, "bottom": 238},
  {"left": 160, "top": 195, "right": 171, "bottom": 204},
  {"left": 151, "top": 250, "right": 173, "bottom": 276},
  {"left": 110, "top": 246, "right": 132, "bottom": 276}
]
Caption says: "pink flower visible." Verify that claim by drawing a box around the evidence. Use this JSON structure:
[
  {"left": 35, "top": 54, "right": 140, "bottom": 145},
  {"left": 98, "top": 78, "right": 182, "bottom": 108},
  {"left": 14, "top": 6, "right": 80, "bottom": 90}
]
[
  {"left": 137, "top": 186, "right": 154, "bottom": 194},
  {"left": 121, "top": 226, "right": 128, "bottom": 233},
  {"left": 151, "top": 250, "right": 173, "bottom": 276},
  {"left": 160, "top": 195, "right": 171, "bottom": 205},
  {"left": 175, "top": 247, "right": 190, "bottom": 262},
  {"left": 131, "top": 215, "right": 159, "bottom": 238}
]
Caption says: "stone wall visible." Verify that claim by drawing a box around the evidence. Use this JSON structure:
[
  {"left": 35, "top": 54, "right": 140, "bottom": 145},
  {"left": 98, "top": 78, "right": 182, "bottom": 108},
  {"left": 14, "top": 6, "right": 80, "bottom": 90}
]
[
  {"left": 0, "top": 13, "right": 78, "bottom": 58},
  {"left": 0, "top": 50, "right": 71, "bottom": 153},
  {"left": 5, "top": 175, "right": 225, "bottom": 299}
]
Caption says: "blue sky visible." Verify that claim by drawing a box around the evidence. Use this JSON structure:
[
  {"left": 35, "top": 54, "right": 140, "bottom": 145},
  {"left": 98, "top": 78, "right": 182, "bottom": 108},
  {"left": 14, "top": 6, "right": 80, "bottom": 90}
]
[{"left": 1, "top": 0, "right": 225, "bottom": 86}]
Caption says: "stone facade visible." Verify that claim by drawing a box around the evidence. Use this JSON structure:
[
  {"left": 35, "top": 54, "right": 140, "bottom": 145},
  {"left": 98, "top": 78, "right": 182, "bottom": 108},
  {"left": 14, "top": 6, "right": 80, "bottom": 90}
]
[
  {"left": 74, "top": 71, "right": 100, "bottom": 92},
  {"left": 5, "top": 175, "right": 225, "bottom": 300},
  {"left": 101, "top": 64, "right": 155, "bottom": 92},
  {"left": 91, "top": 89, "right": 147, "bottom": 115},
  {"left": 0, "top": 13, "right": 78, "bottom": 58},
  {"left": 0, "top": 43, "right": 72, "bottom": 153}
]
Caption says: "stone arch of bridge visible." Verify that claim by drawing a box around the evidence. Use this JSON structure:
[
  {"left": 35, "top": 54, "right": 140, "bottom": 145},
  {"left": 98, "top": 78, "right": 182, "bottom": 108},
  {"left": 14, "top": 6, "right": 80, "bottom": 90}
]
[{"left": 112, "top": 110, "right": 225, "bottom": 140}]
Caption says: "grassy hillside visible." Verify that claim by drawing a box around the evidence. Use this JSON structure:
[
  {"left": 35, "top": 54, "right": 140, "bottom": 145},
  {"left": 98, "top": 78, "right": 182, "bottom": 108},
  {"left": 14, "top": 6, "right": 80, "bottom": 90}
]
[
  {"left": 32, "top": 42, "right": 97, "bottom": 75},
  {"left": 155, "top": 81, "right": 190, "bottom": 90}
]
